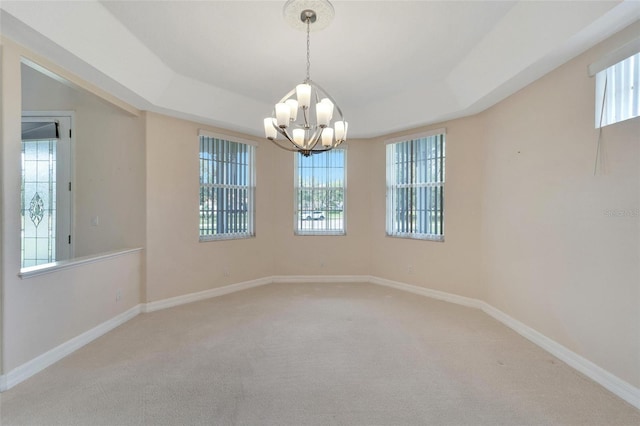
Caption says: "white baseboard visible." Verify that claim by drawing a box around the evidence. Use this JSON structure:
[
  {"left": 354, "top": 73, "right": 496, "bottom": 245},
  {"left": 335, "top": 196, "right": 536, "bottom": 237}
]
[
  {"left": 479, "top": 302, "right": 640, "bottom": 409},
  {"left": 2, "top": 275, "right": 637, "bottom": 410},
  {"left": 272, "top": 274, "right": 369, "bottom": 284},
  {"left": 368, "top": 276, "right": 483, "bottom": 309},
  {"left": 143, "top": 275, "right": 368, "bottom": 312},
  {"left": 364, "top": 276, "right": 639, "bottom": 409},
  {"left": 142, "top": 277, "right": 273, "bottom": 313},
  {"left": 0, "top": 305, "right": 141, "bottom": 392}
]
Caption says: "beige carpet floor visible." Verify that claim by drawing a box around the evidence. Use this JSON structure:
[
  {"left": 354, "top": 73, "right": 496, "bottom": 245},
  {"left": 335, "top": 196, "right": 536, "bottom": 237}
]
[{"left": 0, "top": 282, "right": 638, "bottom": 425}]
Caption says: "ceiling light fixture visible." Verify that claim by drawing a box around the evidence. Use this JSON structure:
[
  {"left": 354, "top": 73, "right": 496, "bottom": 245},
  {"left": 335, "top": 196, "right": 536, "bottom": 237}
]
[{"left": 263, "top": 0, "right": 347, "bottom": 157}]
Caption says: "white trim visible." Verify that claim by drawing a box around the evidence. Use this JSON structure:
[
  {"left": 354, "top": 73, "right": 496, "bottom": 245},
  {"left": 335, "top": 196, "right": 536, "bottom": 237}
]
[
  {"left": 272, "top": 275, "right": 368, "bottom": 284},
  {"left": 368, "top": 276, "right": 481, "bottom": 309},
  {"left": 479, "top": 302, "right": 640, "bottom": 410},
  {"left": 19, "top": 110, "right": 75, "bottom": 118},
  {"left": 199, "top": 233, "right": 255, "bottom": 242},
  {"left": 385, "top": 127, "right": 446, "bottom": 145},
  {"left": 142, "top": 277, "right": 272, "bottom": 313},
  {"left": 198, "top": 129, "right": 258, "bottom": 147},
  {"left": 366, "top": 276, "right": 639, "bottom": 409},
  {"left": 293, "top": 231, "right": 347, "bottom": 237},
  {"left": 385, "top": 232, "right": 445, "bottom": 242},
  {"left": 19, "top": 248, "right": 143, "bottom": 279},
  {"left": 2, "top": 274, "right": 637, "bottom": 410},
  {"left": 0, "top": 305, "right": 141, "bottom": 392},
  {"left": 143, "top": 276, "right": 367, "bottom": 313},
  {"left": 588, "top": 36, "right": 640, "bottom": 77}
]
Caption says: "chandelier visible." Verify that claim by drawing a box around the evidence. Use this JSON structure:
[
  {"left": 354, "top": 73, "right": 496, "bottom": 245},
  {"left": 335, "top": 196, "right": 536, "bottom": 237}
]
[{"left": 263, "top": 0, "right": 348, "bottom": 157}]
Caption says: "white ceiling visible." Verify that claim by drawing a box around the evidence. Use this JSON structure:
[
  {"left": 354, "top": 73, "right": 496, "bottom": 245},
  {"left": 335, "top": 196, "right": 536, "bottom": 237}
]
[{"left": 1, "top": 1, "right": 639, "bottom": 138}]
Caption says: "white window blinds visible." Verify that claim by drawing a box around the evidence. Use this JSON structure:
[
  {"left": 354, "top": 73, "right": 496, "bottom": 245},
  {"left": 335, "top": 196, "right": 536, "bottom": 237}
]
[
  {"left": 595, "top": 52, "right": 640, "bottom": 127},
  {"left": 199, "top": 135, "right": 255, "bottom": 240},
  {"left": 386, "top": 132, "right": 445, "bottom": 241}
]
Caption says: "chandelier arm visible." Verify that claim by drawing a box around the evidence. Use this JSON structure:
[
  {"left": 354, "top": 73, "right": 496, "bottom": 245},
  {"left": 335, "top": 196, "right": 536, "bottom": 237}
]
[
  {"left": 306, "top": 127, "right": 323, "bottom": 150},
  {"left": 272, "top": 126, "right": 306, "bottom": 152},
  {"left": 278, "top": 127, "right": 298, "bottom": 146},
  {"left": 308, "top": 146, "right": 333, "bottom": 155},
  {"left": 278, "top": 126, "right": 311, "bottom": 151},
  {"left": 268, "top": 130, "right": 335, "bottom": 156},
  {"left": 302, "top": 107, "right": 310, "bottom": 129},
  {"left": 308, "top": 80, "right": 346, "bottom": 123},
  {"left": 271, "top": 138, "right": 304, "bottom": 153}
]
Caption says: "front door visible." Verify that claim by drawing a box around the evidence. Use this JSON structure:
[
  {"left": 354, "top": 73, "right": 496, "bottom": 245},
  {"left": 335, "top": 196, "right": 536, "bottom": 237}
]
[{"left": 21, "top": 114, "right": 72, "bottom": 268}]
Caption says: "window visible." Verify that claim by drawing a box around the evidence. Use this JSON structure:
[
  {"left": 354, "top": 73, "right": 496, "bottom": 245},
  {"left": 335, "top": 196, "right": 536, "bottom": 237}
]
[
  {"left": 295, "top": 148, "right": 346, "bottom": 235},
  {"left": 199, "top": 132, "right": 255, "bottom": 240},
  {"left": 595, "top": 52, "right": 639, "bottom": 127},
  {"left": 386, "top": 131, "right": 445, "bottom": 241}
]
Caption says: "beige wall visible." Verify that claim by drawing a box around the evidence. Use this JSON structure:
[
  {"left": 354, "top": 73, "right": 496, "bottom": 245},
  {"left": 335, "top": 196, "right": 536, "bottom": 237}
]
[
  {"left": 0, "top": 38, "right": 24, "bottom": 374},
  {"left": 479, "top": 22, "right": 639, "bottom": 387},
  {"left": 367, "top": 21, "right": 639, "bottom": 387},
  {"left": 369, "top": 116, "right": 486, "bottom": 300},
  {"left": 269, "top": 140, "right": 372, "bottom": 277},
  {"left": 1, "top": 38, "right": 144, "bottom": 372},
  {"left": 21, "top": 64, "right": 146, "bottom": 258},
  {"left": 4, "top": 251, "right": 143, "bottom": 371},
  {"left": 145, "top": 115, "right": 373, "bottom": 300},
  {"left": 0, "top": 41, "right": 8, "bottom": 374},
  {"left": 144, "top": 112, "right": 277, "bottom": 302}
]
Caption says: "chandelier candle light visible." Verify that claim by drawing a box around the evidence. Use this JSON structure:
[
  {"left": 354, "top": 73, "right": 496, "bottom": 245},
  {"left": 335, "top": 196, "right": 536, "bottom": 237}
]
[{"left": 264, "top": 0, "right": 347, "bottom": 156}]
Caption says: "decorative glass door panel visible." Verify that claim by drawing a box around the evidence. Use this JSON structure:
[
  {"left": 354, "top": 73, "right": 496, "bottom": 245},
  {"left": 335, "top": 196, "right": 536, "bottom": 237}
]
[{"left": 21, "top": 115, "right": 72, "bottom": 268}]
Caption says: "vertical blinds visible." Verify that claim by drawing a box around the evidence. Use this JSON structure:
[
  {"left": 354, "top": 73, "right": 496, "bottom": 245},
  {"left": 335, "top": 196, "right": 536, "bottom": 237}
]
[
  {"left": 596, "top": 52, "right": 639, "bottom": 127},
  {"left": 386, "top": 133, "right": 445, "bottom": 240},
  {"left": 295, "top": 148, "right": 346, "bottom": 235},
  {"left": 199, "top": 136, "right": 255, "bottom": 239}
]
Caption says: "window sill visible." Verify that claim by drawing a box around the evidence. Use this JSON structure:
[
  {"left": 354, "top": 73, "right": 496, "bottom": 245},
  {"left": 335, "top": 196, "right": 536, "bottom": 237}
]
[
  {"left": 19, "top": 247, "right": 143, "bottom": 279},
  {"left": 386, "top": 233, "right": 444, "bottom": 242},
  {"left": 295, "top": 231, "right": 346, "bottom": 236},
  {"left": 199, "top": 234, "right": 255, "bottom": 242}
]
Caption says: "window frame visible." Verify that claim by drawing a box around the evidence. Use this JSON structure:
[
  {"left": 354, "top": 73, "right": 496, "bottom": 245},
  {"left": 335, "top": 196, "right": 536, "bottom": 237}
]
[
  {"left": 385, "top": 129, "right": 446, "bottom": 242},
  {"left": 595, "top": 51, "right": 640, "bottom": 128},
  {"left": 294, "top": 146, "right": 347, "bottom": 236},
  {"left": 198, "top": 130, "right": 256, "bottom": 242}
]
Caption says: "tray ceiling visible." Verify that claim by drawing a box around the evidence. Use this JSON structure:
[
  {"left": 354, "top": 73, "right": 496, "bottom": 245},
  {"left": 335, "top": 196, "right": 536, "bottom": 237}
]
[{"left": 1, "top": 1, "right": 639, "bottom": 138}]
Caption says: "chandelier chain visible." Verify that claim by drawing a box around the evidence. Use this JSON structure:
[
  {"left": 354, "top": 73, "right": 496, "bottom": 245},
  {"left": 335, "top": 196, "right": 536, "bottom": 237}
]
[{"left": 306, "top": 17, "right": 311, "bottom": 81}]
